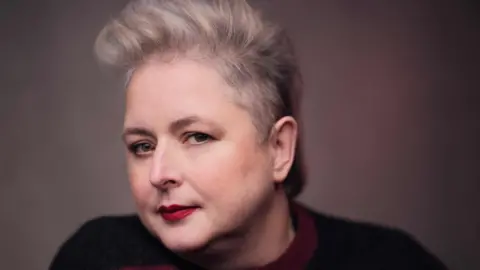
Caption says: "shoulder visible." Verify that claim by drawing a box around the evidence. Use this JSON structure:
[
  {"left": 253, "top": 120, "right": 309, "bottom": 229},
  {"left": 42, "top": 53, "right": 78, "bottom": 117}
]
[
  {"left": 62, "top": 214, "right": 140, "bottom": 237},
  {"left": 49, "top": 215, "right": 170, "bottom": 270},
  {"left": 54, "top": 214, "right": 145, "bottom": 253},
  {"left": 302, "top": 205, "right": 448, "bottom": 269}
]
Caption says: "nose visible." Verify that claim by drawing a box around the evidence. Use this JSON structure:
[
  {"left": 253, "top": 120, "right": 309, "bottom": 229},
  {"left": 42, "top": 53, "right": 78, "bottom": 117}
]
[{"left": 149, "top": 140, "right": 182, "bottom": 191}]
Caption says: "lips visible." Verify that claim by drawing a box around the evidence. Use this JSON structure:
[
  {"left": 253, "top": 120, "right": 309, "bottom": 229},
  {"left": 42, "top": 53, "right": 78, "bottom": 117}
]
[{"left": 158, "top": 204, "right": 198, "bottom": 222}]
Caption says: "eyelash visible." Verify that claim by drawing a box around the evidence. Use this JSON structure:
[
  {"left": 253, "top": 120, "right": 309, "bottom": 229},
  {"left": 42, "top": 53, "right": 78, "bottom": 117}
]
[
  {"left": 183, "top": 132, "right": 214, "bottom": 144},
  {"left": 127, "top": 132, "right": 214, "bottom": 157},
  {"left": 128, "top": 142, "right": 154, "bottom": 157}
]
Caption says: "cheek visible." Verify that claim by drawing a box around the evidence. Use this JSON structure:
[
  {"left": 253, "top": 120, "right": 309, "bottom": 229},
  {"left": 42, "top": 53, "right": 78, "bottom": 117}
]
[
  {"left": 188, "top": 141, "right": 270, "bottom": 202},
  {"left": 127, "top": 160, "right": 153, "bottom": 208}
]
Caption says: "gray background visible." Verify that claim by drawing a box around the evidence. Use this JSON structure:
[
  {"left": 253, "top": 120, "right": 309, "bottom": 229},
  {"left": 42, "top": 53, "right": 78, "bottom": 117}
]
[{"left": 1, "top": 0, "right": 478, "bottom": 269}]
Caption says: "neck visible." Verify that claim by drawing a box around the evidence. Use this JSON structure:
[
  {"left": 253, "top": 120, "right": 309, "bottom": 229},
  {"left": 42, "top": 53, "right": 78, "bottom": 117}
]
[{"left": 188, "top": 191, "right": 295, "bottom": 270}]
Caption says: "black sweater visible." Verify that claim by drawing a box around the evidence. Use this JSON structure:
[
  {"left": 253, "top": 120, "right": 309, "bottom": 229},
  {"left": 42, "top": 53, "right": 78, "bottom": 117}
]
[{"left": 50, "top": 203, "right": 447, "bottom": 270}]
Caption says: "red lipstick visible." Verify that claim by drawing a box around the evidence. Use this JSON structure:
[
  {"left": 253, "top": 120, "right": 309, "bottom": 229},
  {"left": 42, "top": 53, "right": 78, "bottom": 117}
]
[{"left": 158, "top": 204, "right": 198, "bottom": 222}]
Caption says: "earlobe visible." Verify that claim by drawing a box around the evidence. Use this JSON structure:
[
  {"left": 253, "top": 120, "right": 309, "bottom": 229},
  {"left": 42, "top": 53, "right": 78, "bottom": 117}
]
[{"left": 270, "top": 116, "right": 298, "bottom": 183}]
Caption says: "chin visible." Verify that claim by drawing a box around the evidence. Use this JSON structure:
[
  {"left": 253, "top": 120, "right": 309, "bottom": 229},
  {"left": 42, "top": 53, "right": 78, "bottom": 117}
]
[
  {"left": 142, "top": 212, "right": 218, "bottom": 253},
  {"left": 148, "top": 219, "right": 213, "bottom": 253},
  {"left": 160, "top": 230, "right": 213, "bottom": 253}
]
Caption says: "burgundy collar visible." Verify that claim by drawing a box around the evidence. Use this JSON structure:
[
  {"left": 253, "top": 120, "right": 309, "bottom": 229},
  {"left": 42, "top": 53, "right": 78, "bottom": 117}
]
[
  {"left": 254, "top": 203, "right": 317, "bottom": 270},
  {"left": 122, "top": 202, "right": 318, "bottom": 270}
]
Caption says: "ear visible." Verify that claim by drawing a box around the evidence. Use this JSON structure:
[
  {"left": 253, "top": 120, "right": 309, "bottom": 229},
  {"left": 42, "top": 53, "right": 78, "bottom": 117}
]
[{"left": 269, "top": 116, "right": 298, "bottom": 184}]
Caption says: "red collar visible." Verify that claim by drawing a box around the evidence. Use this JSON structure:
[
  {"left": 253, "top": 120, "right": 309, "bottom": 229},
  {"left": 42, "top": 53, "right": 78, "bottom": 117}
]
[{"left": 254, "top": 203, "right": 317, "bottom": 270}]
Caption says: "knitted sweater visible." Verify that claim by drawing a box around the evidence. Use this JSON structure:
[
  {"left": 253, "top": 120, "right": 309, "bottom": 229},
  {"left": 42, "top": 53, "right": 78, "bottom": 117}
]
[{"left": 49, "top": 202, "right": 447, "bottom": 270}]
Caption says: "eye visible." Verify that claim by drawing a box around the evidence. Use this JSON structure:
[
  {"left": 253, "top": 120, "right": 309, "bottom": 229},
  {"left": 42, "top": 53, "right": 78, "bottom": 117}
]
[
  {"left": 185, "top": 132, "right": 213, "bottom": 145},
  {"left": 129, "top": 142, "right": 155, "bottom": 156}
]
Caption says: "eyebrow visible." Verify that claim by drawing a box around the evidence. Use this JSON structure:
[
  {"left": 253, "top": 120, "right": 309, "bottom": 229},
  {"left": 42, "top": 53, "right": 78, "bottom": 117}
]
[
  {"left": 121, "top": 127, "right": 156, "bottom": 142},
  {"left": 169, "top": 115, "right": 204, "bottom": 134}
]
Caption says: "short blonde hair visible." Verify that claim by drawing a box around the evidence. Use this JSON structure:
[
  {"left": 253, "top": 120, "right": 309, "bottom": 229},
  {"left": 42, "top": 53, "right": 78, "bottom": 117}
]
[{"left": 95, "top": 0, "right": 306, "bottom": 198}]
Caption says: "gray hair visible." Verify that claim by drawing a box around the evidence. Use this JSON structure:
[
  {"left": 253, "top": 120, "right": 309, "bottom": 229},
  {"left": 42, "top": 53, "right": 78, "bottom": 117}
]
[{"left": 94, "top": 0, "right": 306, "bottom": 198}]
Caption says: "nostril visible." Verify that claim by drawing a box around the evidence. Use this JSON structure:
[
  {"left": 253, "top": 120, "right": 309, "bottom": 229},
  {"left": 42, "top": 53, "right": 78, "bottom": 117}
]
[
  {"left": 163, "top": 179, "right": 176, "bottom": 185},
  {"left": 157, "top": 178, "right": 180, "bottom": 191}
]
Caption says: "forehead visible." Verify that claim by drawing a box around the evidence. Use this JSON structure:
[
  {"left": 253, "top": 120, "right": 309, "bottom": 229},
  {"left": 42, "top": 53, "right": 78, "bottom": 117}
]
[{"left": 124, "top": 59, "right": 250, "bottom": 129}]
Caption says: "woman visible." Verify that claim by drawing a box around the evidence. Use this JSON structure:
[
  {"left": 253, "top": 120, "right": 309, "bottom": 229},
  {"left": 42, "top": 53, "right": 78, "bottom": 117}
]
[{"left": 50, "top": 0, "right": 447, "bottom": 269}]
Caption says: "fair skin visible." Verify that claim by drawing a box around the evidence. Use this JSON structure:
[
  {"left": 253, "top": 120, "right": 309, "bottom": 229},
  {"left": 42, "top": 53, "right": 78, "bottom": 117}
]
[{"left": 122, "top": 58, "right": 298, "bottom": 269}]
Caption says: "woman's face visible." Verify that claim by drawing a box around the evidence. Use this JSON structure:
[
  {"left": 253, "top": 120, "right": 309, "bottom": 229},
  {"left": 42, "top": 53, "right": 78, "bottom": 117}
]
[{"left": 123, "top": 59, "right": 282, "bottom": 253}]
